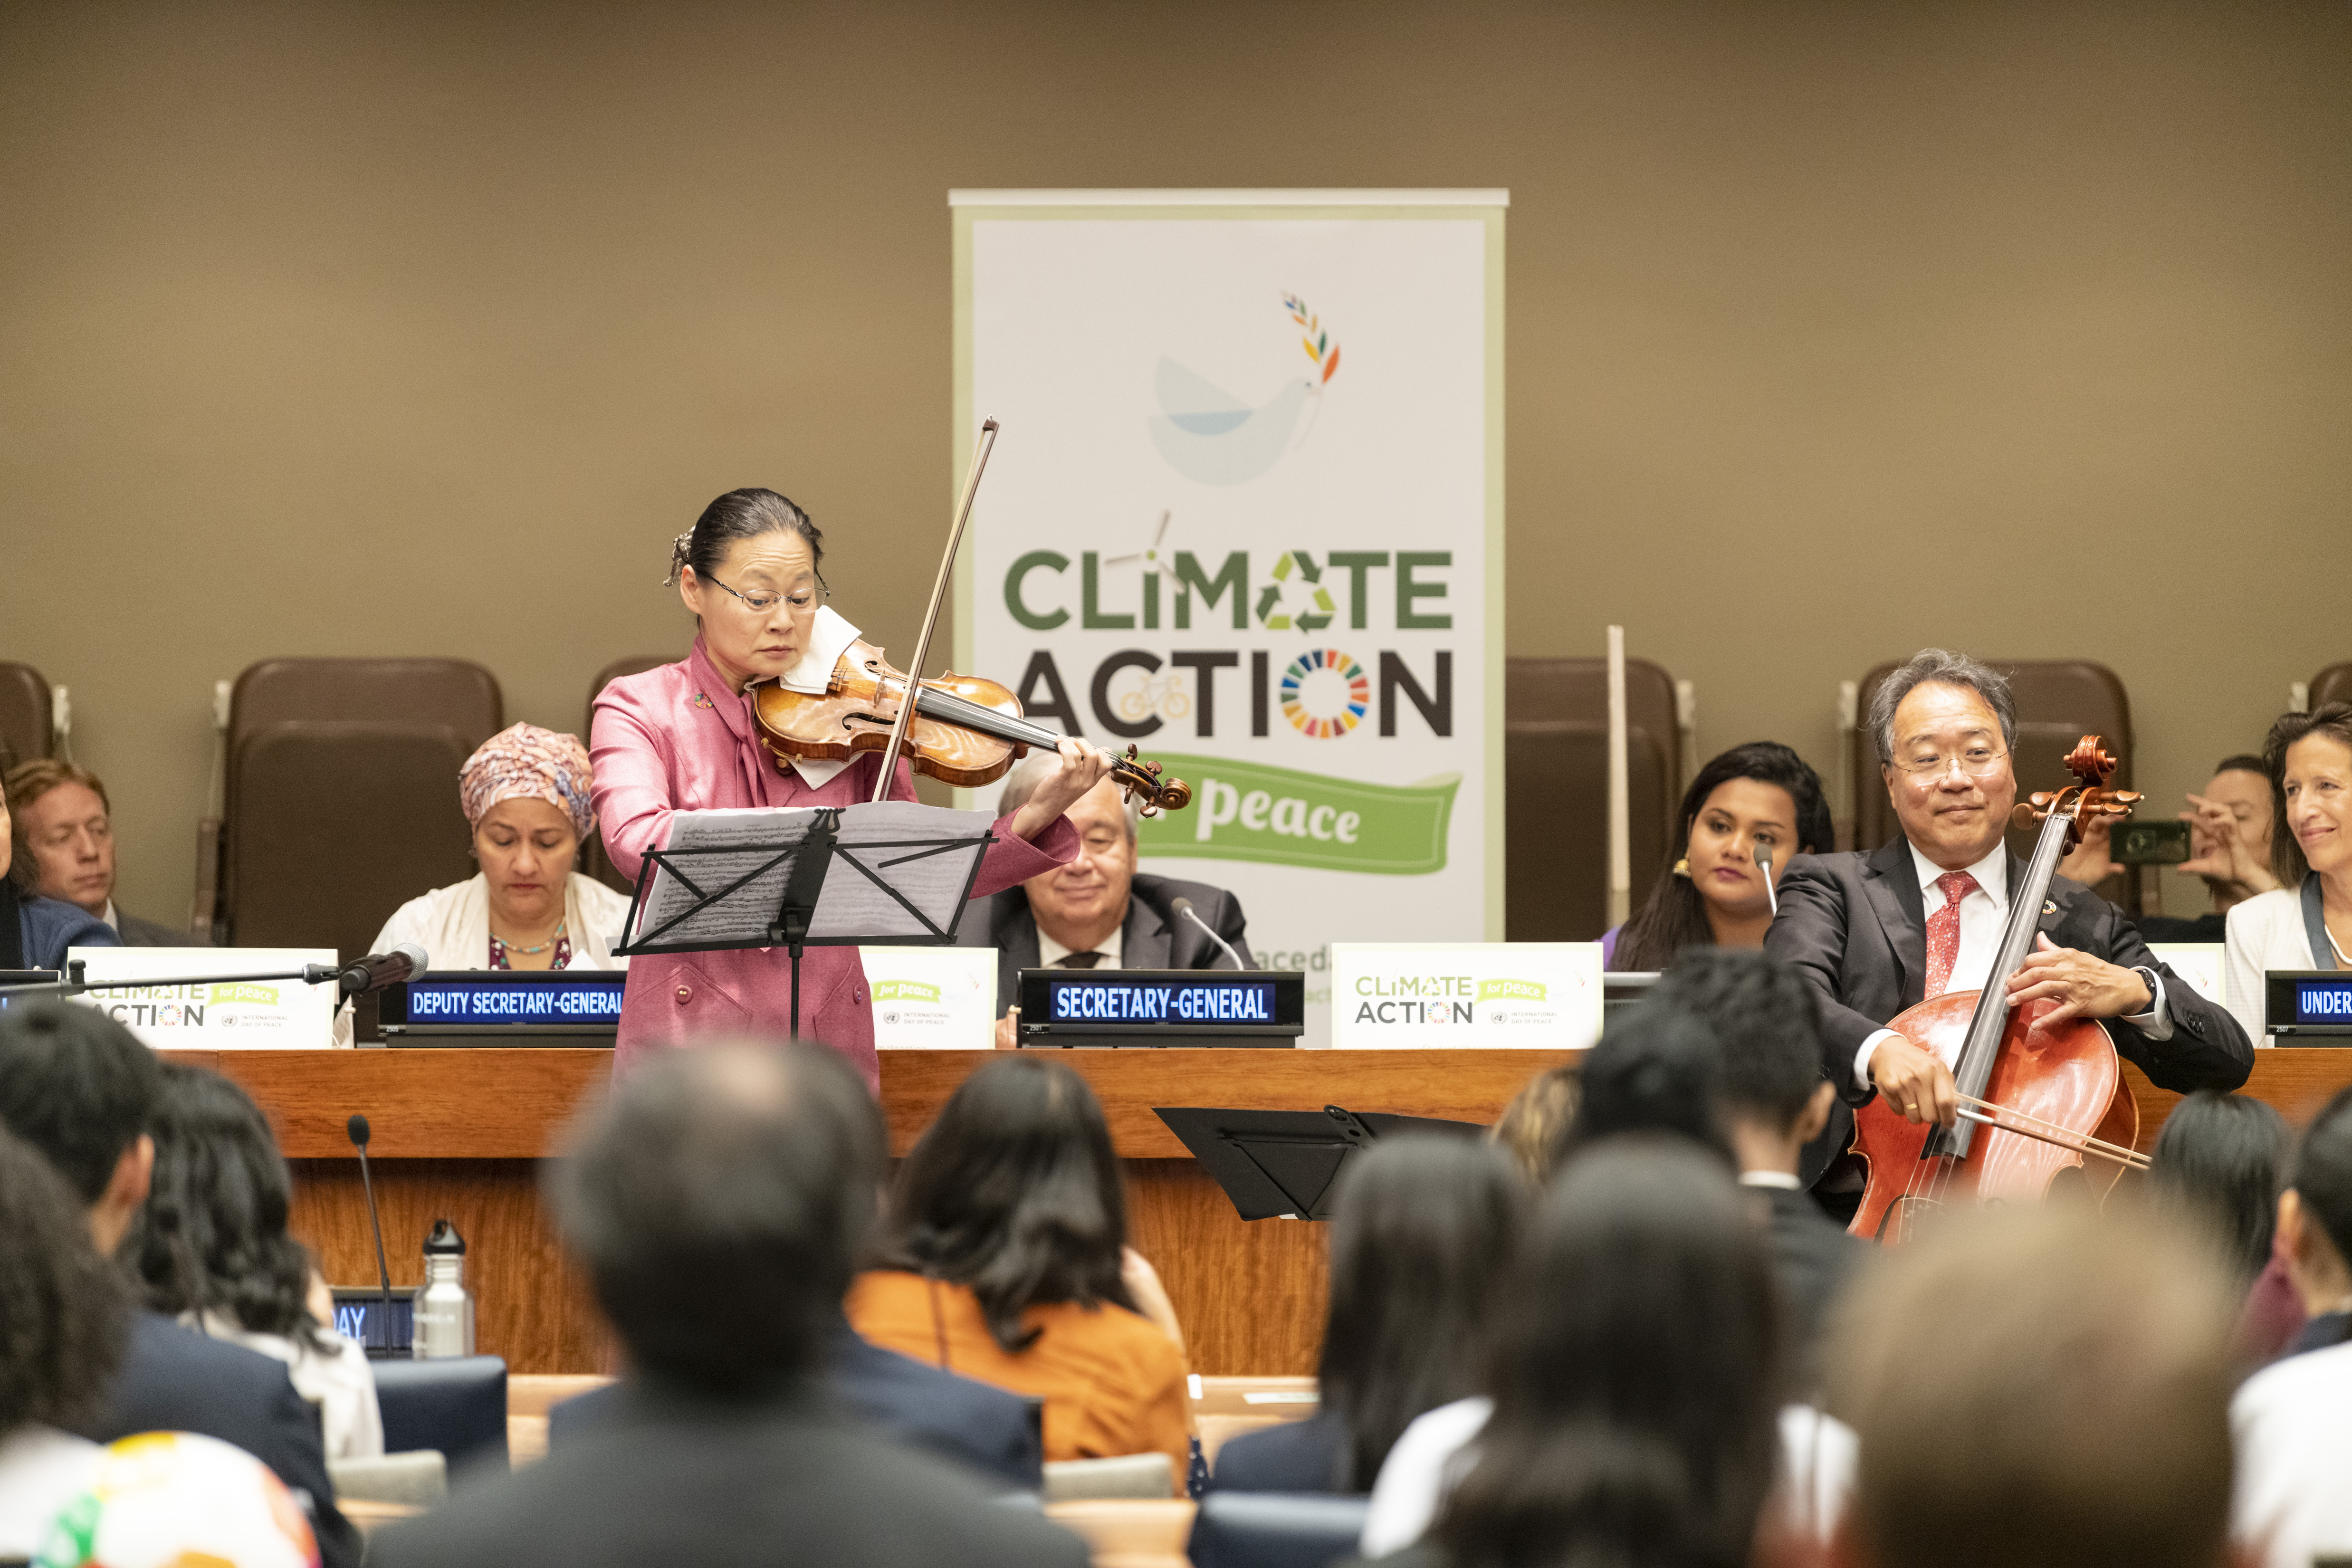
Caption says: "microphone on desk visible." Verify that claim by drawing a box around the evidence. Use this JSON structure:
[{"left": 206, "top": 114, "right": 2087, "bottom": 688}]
[
  {"left": 1754, "top": 839, "right": 1778, "bottom": 918},
  {"left": 347, "top": 1114, "right": 397, "bottom": 1348},
  {"left": 309, "top": 943, "right": 430, "bottom": 999},
  {"left": 1170, "top": 897, "right": 1245, "bottom": 970}
]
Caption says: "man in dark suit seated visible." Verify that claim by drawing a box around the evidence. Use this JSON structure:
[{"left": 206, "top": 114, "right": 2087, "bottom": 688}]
[
  {"left": 961, "top": 754, "right": 1252, "bottom": 1049},
  {"left": 370, "top": 1042, "right": 1087, "bottom": 1568},
  {"left": 549, "top": 1321, "right": 1044, "bottom": 1491},
  {"left": 1765, "top": 649, "right": 2252, "bottom": 1190},
  {"left": 4, "top": 760, "right": 200, "bottom": 946},
  {"left": 0, "top": 1002, "right": 357, "bottom": 1568},
  {"left": 1650, "top": 950, "right": 1863, "bottom": 1395}
]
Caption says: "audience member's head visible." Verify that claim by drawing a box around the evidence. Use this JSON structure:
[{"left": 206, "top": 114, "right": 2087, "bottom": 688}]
[
  {"left": 551, "top": 1040, "right": 882, "bottom": 1393},
  {"left": 0, "top": 1000, "right": 159, "bottom": 1256},
  {"left": 998, "top": 755, "right": 1140, "bottom": 951},
  {"left": 2176, "top": 753, "right": 2276, "bottom": 911},
  {"left": 1829, "top": 1206, "right": 2236, "bottom": 1568},
  {"left": 1613, "top": 742, "right": 1833, "bottom": 970},
  {"left": 3, "top": 759, "right": 117, "bottom": 917},
  {"left": 876, "top": 1055, "right": 1135, "bottom": 1352},
  {"left": 1488, "top": 1064, "right": 1580, "bottom": 1186},
  {"left": 0, "top": 1126, "right": 129, "bottom": 1438},
  {"left": 1648, "top": 951, "right": 1835, "bottom": 1176},
  {"left": 2149, "top": 1090, "right": 2289, "bottom": 1288},
  {"left": 2262, "top": 702, "right": 2352, "bottom": 891},
  {"left": 1552, "top": 1003, "right": 1734, "bottom": 1170},
  {"left": 124, "top": 1064, "right": 328, "bottom": 1349},
  {"left": 459, "top": 723, "right": 597, "bottom": 940},
  {"left": 1436, "top": 1140, "right": 1780, "bottom": 1568},
  {"left": 1319, "top": 1136, "right": 1527, "bottom": 1491},
  {"left": 2277, "top": 1085, "right": 2352, "bottom": 1320}
]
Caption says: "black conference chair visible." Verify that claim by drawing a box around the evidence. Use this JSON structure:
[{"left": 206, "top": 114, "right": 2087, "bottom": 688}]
[
  {"left": 1187, "top": 1491, "right": 1372, "bottom": 1568},
  {"left": 373, "top": 1355, "right": 509, "bottom": 1473}
]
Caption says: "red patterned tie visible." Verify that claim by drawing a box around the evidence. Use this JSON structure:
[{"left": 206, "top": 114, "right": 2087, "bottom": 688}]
[{"left": 1923, "top": 870, "right": 1981, "bottom": 999}]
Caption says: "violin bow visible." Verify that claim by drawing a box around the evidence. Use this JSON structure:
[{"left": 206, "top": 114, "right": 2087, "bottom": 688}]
[{"left": 870, "top": 418, "right": 999, "bottom": 802}]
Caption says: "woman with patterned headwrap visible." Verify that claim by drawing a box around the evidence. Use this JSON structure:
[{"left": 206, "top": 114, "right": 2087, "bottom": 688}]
[{"left": 363, "top": 723, "right": 632, "bottom": 975}]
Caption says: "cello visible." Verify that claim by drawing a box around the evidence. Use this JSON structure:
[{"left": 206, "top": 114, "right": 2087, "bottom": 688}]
[
  {"left": 1850, "top": 736, "right": 2155, "bottom": 1243},
  {"left": 748, "top": 418, "right": 1193, "bottom": 819}
]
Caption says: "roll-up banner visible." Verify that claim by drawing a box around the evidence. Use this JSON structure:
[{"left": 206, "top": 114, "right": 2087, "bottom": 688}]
[{"left": 953, "top": 190, "right": 1506, "bottom": 1047}]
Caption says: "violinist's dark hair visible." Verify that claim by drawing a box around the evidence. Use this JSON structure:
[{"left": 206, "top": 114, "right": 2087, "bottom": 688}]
[
  {"left": 0, "top": 1127, "right": 128, "bottom": 1434},
  {"left": 1648, "top": 950, "right": 1827, "bottom": 1132},
  {"left": 666, "top": 488, "right": 828, "bottom": 597},
  {"left": 1314, "top": 1136, "right": 1527, "bottom": 1492},
  {"left": 123, "top": 1064, "right": 327, "bottom": 1352},
  {"left": 1434, "top": 1139, "right": 1781, "bottom": 1568},
  {"left": 2261, "top": 702, "right": 2352, "bottom": 888},
  {"left": 2288, "top": 1085, "right": 2352, "bottom": 1274},
  {"left": 1551, "top": 1003, "right": 1735, "bottom": 1172},
  {"left": 1867, "top": 648, "right": 2017, "bottom": 768},
  {"left": 872, "top": 1056, "right": 1136, "bottom": 1353},
  {"left": 1611, "top": 742, "right": 1832, "bottom": 973},
  {"left": 2149, "top": 1091, "right": 2289, "bottom": 1288}
]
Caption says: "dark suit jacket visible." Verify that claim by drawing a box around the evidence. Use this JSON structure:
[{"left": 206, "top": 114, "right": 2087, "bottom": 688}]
[
  {"left": 371, "top": 1379, "right": 1088, "bottom": 1568},
  {"left": 116, "top": 908, "right": 204, "bottom": 947},
  {"left": 1210, "top": 1411, "right": 1352, "bottom": 1494},
  {"left": 83, "top": 1312, "right": 357, "bottom": 1568},
  {"left": 959, "top": 871, "right": 1253, "bottom": 1015},
  {"left": 1766, "top": 836, "right": 2254, "bottom": 1186},
  {"left": 1752, "top": 1184, "right": 1864, "bottom": 1395},
  {"left": 550, "top": 1327, "right": 1043, "bottom": 1492}
]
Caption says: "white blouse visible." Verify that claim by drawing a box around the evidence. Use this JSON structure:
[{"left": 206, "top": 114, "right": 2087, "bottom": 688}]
[{"left": 2223, "top": 889, "right": 2319, "bottom": 1044}]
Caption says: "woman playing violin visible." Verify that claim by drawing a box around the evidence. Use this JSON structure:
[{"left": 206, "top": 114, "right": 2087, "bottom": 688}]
[{"left": 590, "top": 488, "right": 1105, "bottom": 1085}]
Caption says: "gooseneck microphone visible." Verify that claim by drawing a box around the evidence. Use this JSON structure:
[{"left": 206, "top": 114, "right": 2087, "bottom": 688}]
[
  {"left": 1170, "top": 897, "right": 1245, "bottom": 970},
  {"left": 347, "top": 1114, "right": 396, "bottom": 1343},
  {"left": 315, "top": 943, "right": 429, "bottom": 1000},
  {"left": 1754, "top": 840, "right": 1778, "bottom": 918}
]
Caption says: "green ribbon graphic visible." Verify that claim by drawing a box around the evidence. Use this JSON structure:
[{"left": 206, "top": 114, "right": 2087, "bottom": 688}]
[{"left": 1137, "top": 753, "right": 1457, "bottom": 875}]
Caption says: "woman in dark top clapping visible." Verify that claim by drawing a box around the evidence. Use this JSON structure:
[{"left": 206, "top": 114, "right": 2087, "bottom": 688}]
[{"left": 1211, "top": 1136, "right": 1526, "bottom": 1494}]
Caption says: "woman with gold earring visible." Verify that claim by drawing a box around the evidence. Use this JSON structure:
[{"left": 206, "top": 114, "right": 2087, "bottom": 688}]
[{"left": 1607, "top": 743, "right": 1833, "bottom": 970}]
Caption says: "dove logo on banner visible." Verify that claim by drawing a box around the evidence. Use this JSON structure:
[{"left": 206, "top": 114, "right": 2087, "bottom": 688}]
[{"left": 1147, "top": 295, "right": 1339, "bottom": 485}]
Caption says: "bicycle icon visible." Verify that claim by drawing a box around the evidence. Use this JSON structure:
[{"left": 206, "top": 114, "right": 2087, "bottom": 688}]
[{"left": 1115, "top": 671, "right": 1190, "bottom": 722}]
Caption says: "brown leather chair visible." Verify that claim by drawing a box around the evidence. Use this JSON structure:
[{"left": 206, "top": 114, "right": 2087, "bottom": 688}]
[
  {"left": 579, "top": 656, "right": 675, "bottom": 893},
  {"left": 198, "top": 659, "right": 503, "bottom": 951},
  {"left": 1849, "top": 658, "right": 2134, "bottom": 908},
  {"left": 2310, "top": 664, "right": 2352, "bottom": 713},
  {"left": 0, "top": 663, "right": 51, "bottom": 775},
  {"left": 1503, "top": 658, "right": 1683, "bottom": 943}
]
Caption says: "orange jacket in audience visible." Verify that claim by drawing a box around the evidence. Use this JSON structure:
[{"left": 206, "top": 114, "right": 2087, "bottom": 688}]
[{"left": 846, "top": 1270, "right": 1189, "bottom": 1481}]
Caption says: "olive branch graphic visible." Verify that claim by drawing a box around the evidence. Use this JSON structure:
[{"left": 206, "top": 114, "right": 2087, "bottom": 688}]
[{"left": 1283, "top": 294, "right": 1341, "bottom": 385}]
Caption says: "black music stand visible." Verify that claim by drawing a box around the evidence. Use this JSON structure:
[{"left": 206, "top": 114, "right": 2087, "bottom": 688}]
[
  {"left": 1153, "top": 1105, "right": 1483, "bottom": 1221},
  {"left": 613, "top": 802, "right": 998, "bottom": 1038}
]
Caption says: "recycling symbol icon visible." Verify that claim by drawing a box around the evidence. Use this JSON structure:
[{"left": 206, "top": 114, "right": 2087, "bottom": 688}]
[{"left": 1255, "top": 551, "right": 1337, "bottom": 632}]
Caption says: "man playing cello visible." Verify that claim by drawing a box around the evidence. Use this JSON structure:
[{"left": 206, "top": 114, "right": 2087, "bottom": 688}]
[{"left": 1766, "top": 649, "right": 2252, "bottom": 1188}]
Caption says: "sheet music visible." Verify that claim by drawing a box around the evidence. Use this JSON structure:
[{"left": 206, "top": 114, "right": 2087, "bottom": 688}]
[{"left": 628, "top": 801, "right": 999, "bottom": 950}]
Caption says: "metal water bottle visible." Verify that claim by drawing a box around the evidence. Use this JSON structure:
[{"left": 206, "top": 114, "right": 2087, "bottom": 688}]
[{"left": 413, "top": 1219, "right": 475, "bottom": 1358}]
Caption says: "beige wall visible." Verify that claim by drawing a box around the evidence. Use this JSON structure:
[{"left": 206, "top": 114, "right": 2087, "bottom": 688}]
[{"left": 4, "top": 1, "right": 2345, "bottom": 931}]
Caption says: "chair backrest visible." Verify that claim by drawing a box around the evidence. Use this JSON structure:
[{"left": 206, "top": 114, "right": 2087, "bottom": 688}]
[
  {"left": 1187, "top": 1491, "right": 1372, "bottom": 1568},
  {"left": 2311, "top": 664, "right": 2352, "bottom": 713},
  {"left": 217, "top": 660, "right": 501, "bottom": 955},
  {"left": 0, "top": 663, "right": 51, "bottom": 774},
  {"left": 1502, "top": 657, "right": 1680, "bottom": 942},
  {"left": 1042, "top": 1453, "right": 1177, "bottom": 1501},
  {"left": 226, "top": 723, "right": 478, "bottom": 960},
  {"left": 579, "top": 656, "right": 674, "bottom": 894},
  {"left": 1850, "top": 659, "right": 2133, "bottom": 867},
  {"left": 372, "top": 1355, "right": 510, "bottom": 1473}
]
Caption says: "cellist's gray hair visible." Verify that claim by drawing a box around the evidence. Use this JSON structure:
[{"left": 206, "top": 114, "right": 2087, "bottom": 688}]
[{"left": 1868, "top": 650, "right": 2018, "bottom": 767}]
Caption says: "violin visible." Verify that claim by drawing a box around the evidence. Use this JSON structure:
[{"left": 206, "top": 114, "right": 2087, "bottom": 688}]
[
  {"left": 750, "top": 639, "right": 1192, "bottom": 814},
  {"left": 1850, "top": 736, "right": 2153, "bottom": 1244},
  {"left": 749, "top": 416, "right": 1192, "bottom": 819}
]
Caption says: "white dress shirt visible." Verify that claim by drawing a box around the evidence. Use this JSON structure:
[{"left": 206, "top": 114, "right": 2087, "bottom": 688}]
[
  {"left": 2232, "top": 1338, "right": 2352, "bottom": 1568},
  {"left": 1852, "top": 841, "right": 2170, "bottom": 1090},
  {"left": 1038, "top": 919, "right": 1124, "bottom": 970}
]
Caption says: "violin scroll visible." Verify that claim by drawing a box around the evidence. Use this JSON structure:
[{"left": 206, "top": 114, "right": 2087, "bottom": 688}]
[{"left": 1113, "top": 744, "right": 1192, "bottom": 818}]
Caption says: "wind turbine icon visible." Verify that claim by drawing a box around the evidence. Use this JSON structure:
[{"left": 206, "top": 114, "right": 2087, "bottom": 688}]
[{"left": 1102, "top": 510, "right": 1173, "bottom": 579}]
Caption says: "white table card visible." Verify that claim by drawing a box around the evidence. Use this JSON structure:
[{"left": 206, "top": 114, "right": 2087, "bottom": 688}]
[
  {"left": 862, "top": 945, "right": 999, "bottom": 1050},
  {"left": 67, "top": 947, "right": 339, "bottom": 1049},
  {"left": 1329, "top": 942, "right": 1603, "bottom": 1050}
]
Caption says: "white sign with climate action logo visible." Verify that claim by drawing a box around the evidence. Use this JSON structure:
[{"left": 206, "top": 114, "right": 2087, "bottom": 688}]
[
  {"left": 67, "top": 947, "right": 339, "bottom": 1049},
  {"left": 1329, "top": 943, "right": 1602, "bottom": 1050},
  {"left": 862, "top": 945, "right": 998, "bottom": 1050},
  {"left": 954, "top": 191, "right": 1507, "bottom": 1048}
]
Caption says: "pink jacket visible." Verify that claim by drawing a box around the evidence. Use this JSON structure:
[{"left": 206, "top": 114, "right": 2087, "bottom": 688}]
[{"left": 589, "top": 639, "right": 1076, "bottom": 1088}]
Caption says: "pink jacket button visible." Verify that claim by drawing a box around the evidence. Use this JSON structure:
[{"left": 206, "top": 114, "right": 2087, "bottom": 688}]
[{"left": 675, "top": 985, "right": 692, "bottom": 1005}]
